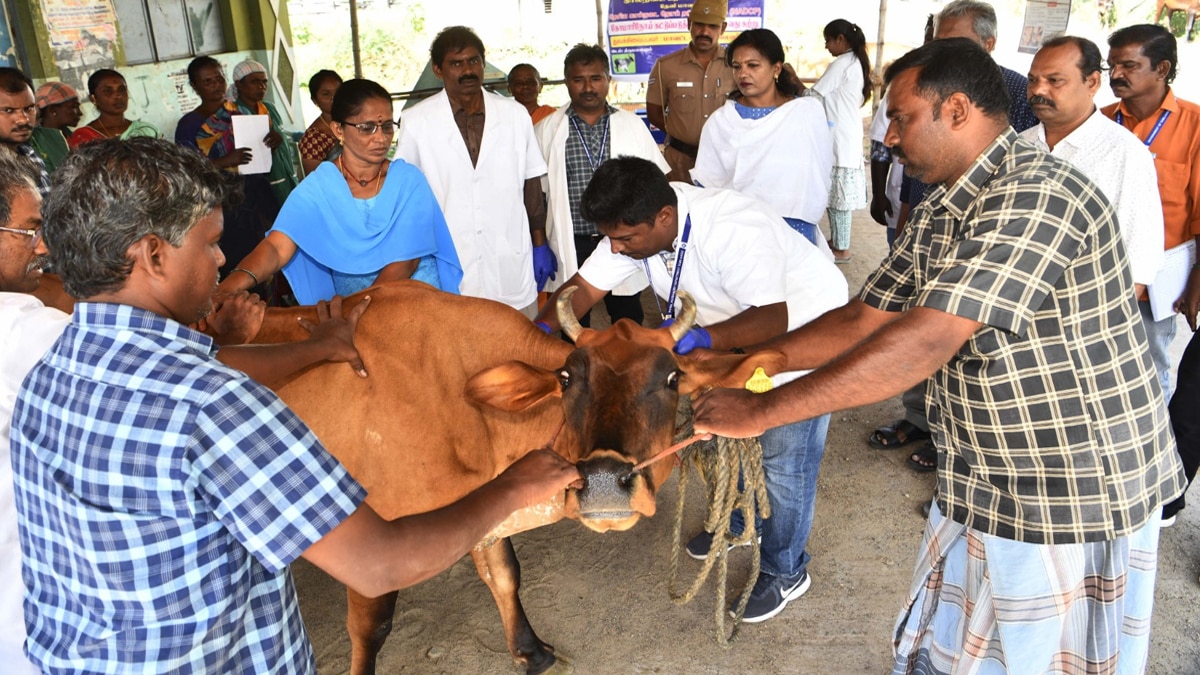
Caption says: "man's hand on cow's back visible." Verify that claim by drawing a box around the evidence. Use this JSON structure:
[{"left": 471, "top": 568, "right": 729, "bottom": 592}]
[
  {"left": 498, "top": 449, "right": 583, "bottom": 507},
  {"left": 297, "top": 294, "right": 373, "bottom": 377}
]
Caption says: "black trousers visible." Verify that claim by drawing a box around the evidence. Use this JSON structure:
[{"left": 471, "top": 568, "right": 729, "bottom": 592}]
[
  {"left": 574, "top": 234, "right": 644, "bottom": 328},
  {"left": 1164, "top": 329, "right": 1200, "bottom": 517}
]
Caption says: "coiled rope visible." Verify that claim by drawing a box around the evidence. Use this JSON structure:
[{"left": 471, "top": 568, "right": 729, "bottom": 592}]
[{"left": 667, "top": 399, "right": 770, "bottom": 645}]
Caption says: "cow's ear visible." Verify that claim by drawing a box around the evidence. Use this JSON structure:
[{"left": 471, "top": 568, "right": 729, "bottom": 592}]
[
  {"left": 465, "top": 361, "right": 562, "bottom": 412},
  {"left": 677, "top": 350, "right": 788, "bottom": 396}
]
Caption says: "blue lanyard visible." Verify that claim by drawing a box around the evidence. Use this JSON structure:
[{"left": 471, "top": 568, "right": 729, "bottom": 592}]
[
  {"left": 568, "top": 113, "right": 609, "bottom": 171},
  {"left": 1115, "top": 109, "right": 1172, "bottom": 149},
  {"left": 644, "top": 214, "right": 692, "bottom": 321}
]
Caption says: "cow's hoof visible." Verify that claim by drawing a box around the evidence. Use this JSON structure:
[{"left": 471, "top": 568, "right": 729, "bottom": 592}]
[{"left": 529, "top": 653, "right": 573, "bottom": 675}]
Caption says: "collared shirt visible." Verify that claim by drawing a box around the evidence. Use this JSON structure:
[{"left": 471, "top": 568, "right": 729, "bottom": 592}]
[
  {"left": 13, "top": 143, "right": 51, "bottom": 195},
  {"left": 579, "top": 184, "right": 848, "bottom": 337},
  {"left": 565, "top": 104, "right": 616, "bottom": 237},
  {"left": 862, "top": 130, "right": 1184, "bottom": 544},
  {"left": 453, "top": 102, "right": 486, "bottom": 167},
  {"left": 1103, "top": 88, "right": 1200, "bottom": 250},
  {"left": 1020, "top": 109, "right": 1164, "bottom": 286},
  {"left": 646, "top": 44, "right": 736, "bottom": 146},
  {"left": 11, "top": 303, "right": 366, "bottom": 674}
]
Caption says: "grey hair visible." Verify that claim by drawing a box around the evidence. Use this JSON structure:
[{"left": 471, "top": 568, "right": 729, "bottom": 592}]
[
  {"left": 937, "top": 0, "right": 998, "bottom": 42},
  {"left": 44, "top": 137, "right": 227, "bottom": 298},
  {"left": 0, "top": 151, "right": 40, "bottom": 228}
]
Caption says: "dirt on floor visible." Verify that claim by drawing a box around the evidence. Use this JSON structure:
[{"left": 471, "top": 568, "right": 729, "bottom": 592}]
[{"left": 296, "top": 214, "right": 1200, "bottom": 674}]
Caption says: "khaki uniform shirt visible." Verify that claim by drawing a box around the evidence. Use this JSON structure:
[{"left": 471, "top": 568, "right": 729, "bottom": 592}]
[{"left": 647, "top": 44, "right": 735, "bottom": 179}]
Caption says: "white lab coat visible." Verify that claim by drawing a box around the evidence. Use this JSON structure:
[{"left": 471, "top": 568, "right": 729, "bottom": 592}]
[
  {"left": 396, "top": 89, "right": 547, "bottom": 309},
  {"left": 534, "top": 105, "right": 668, "bottom": 295}
]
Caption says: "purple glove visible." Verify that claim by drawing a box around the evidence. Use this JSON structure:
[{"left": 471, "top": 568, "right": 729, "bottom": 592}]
[
  {"left": 659, "top": 319, "right": 712, "bottom": 355},
  {"left": 532, "top": 244, "right": 558, "bottom": 292}
]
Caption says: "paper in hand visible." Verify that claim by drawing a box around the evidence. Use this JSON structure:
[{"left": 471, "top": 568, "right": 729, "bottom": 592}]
[{"left": 231, "top": 115, "right": 273, "bottom": 175}]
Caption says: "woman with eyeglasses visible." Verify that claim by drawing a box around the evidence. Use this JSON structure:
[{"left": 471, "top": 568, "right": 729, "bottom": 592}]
[
  {"left": 67, "top": 69, "right": 159, "bottom": 150},
  {"left": 216, "top": 79, "right": 462, "bottom": 303}
]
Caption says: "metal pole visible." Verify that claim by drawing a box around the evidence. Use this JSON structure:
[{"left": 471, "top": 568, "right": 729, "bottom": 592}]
[
  {"left": 349, "top": 0, "right": 363, "bottom": 79},
  {"left": 596, "top": 0, "right": 604, "bottom": 48},
  {"left": 873, "top": 0, "right": 887, "bottom": 113}
]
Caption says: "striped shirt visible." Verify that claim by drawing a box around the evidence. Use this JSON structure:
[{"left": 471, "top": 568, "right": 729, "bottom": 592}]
[
  {"left": 11, "top": 303, "right": 366, "bottom": 674},
  {"left": 862, "top": 129, "right": 1185, "bottom": 544}
]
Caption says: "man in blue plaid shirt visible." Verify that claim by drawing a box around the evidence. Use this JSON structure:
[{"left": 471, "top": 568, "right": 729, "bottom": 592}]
[{"left": 9, "top": 138, "right": 579, "bottom": 674}]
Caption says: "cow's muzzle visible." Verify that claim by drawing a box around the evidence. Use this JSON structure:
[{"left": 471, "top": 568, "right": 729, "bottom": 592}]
[{"left": 567, "top": 450, "right": 656, "bottom": 532}]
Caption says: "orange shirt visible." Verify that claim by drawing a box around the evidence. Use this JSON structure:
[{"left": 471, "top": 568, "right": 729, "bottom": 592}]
[
  {"left": 530, "top": 104, "right": 556, "bottom": 126},
  {"left": 1103, "top": 89, "right": 1200, "bottom": 250}
]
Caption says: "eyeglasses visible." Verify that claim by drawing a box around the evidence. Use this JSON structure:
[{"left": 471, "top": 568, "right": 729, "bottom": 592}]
[
  {"left": 0, "top": 226, "right": 43, "bottom": 249},
  {"left": 0, "top": 105, "right": 37, "bottom": 119},
  {"left": 341, "top": 119, "right": 399, "bottom": 136}
]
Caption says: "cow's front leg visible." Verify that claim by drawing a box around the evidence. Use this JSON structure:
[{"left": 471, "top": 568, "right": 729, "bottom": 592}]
[
  {"left": 345, "top": 587, "right": 399, "bottom": 675},
  {"left": 471, "top": 537, "right": 564, "bottom": 675}
]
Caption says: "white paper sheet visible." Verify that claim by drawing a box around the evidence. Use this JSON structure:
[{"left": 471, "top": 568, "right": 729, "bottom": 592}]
[
  {"left": 1148, "top": 239, "right": 1196, "bottom": 321},
  {"left": 231, "top": 115, "right": 273, "bottom": 175}
]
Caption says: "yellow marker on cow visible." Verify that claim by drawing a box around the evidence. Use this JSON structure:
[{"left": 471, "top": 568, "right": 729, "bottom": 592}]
[{"left": 744, "top": 367, "right": 773, "bottom": 393}]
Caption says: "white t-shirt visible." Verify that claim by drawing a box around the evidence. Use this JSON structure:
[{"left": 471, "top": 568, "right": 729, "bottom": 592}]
[
  {"left": 1019, "top": 109, "right": 1165, "bottom": 286},
  {"left": 0, "top": 293, "right": 70, "bottom": 675},
  {"left": 812, "top": 52, "right": 866, "bottom": 168},
  {"left": 578, "top": 184, "right": 848, "bottom": 380},
  {"left": 692, "top": 98, "right": 834, "bottom": 225}
]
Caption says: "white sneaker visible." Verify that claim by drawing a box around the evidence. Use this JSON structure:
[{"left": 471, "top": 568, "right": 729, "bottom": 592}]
[{"left": 1161, "top": 514, "right": 1176, "bottom": 528}]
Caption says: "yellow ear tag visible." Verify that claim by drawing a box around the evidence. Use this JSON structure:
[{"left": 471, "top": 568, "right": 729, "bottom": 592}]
[{"left": 745, "top": 367, "right": 774, "bottom": 393}]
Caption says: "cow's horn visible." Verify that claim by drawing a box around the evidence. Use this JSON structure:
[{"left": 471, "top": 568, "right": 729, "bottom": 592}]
[
  {"left": 667, "top": 291, "right": 697, "bottom": 344},
  {"left": 557, "top": 286, "right": 585, "bottom": 341}
]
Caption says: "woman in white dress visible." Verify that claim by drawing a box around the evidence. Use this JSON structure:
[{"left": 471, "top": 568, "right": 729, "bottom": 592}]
[
  {"left": 692, "top": 29, "right": 834, "bottom": 256},
  {"left": 811, "top": 19, "right": 872, "bottom": 263}
]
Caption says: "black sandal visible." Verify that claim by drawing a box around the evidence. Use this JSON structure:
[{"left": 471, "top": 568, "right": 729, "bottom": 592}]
[
  {"left": 868, "top": 419, "right": 931, "bottom": 449},
  {"left": 906, "top": 441, "right": 937, "bottom": 473}
]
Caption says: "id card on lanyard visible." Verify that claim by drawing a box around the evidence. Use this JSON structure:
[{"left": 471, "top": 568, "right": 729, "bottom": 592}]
[
  {"left": 1115, "top": 109, "right": 1171, "bottom": 158},
  {"left": 644, "top": 214, "right": 692, "bottom": 321}
]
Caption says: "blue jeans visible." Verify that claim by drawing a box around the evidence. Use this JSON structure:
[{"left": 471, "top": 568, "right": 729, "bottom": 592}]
[
  {"left": 1138, "top": 300, "right": 1178, "bottom": 398},
  {"left": 728, "top": 414, "right": 831, "bottom": 580}
]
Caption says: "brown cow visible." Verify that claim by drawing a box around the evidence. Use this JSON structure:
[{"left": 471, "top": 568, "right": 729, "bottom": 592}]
[
  {"left": 249, "top": 281, "right": 782, "bottom": 675},
  {"left": 1157, "top": 0, "right": 1199, "bottom": 41}
]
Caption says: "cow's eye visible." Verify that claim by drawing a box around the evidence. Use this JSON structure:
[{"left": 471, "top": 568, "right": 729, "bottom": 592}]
[
  {"left": 559, "top": 369, "right": 571, "bottom": 389},
  {"left": 666, "top": 370, "right": 680, "bottom": 391}
]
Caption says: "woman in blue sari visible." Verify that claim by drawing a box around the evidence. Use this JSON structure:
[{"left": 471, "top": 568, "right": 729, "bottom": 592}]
[{"left": 216, "top": 79, "right": 462, "bottom": 303}]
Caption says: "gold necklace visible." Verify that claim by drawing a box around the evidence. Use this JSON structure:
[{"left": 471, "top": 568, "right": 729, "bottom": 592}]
[{"left": 318, "top": 115, "right": 335, "bottom": 136}]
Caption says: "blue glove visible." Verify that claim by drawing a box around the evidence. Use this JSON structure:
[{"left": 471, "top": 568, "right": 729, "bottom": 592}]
[
  {"left": 534, "top": 320, "right": 553, "bottom": 334},
  {"left": 659, "top": 319, "right": 712, "bottom": 355},
  {"left": 532, "top": 244, "right": 558, "bottom": 292}
]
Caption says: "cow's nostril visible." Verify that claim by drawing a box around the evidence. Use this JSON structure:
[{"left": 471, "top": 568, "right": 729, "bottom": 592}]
[{"left": 618, "top": 472, "right": 635, "bottom": 489}]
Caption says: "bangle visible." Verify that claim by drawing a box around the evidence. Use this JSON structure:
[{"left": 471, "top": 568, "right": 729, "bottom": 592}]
[{"left": 230, "top": 267, "right": 259, "bottom": 286}]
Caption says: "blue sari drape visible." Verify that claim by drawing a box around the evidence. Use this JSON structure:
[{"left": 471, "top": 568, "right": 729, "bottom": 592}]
[{"left": 273, "top": 160, "right": 463, "bottom": 304}]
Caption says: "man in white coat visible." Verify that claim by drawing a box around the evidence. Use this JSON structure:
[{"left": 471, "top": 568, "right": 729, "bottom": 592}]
[
  {"left": 396, "top": 26, "right": 551, "bottom": 317},
  {"left": 534, "top": 44, "right": 669, "bottom": 327}
]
